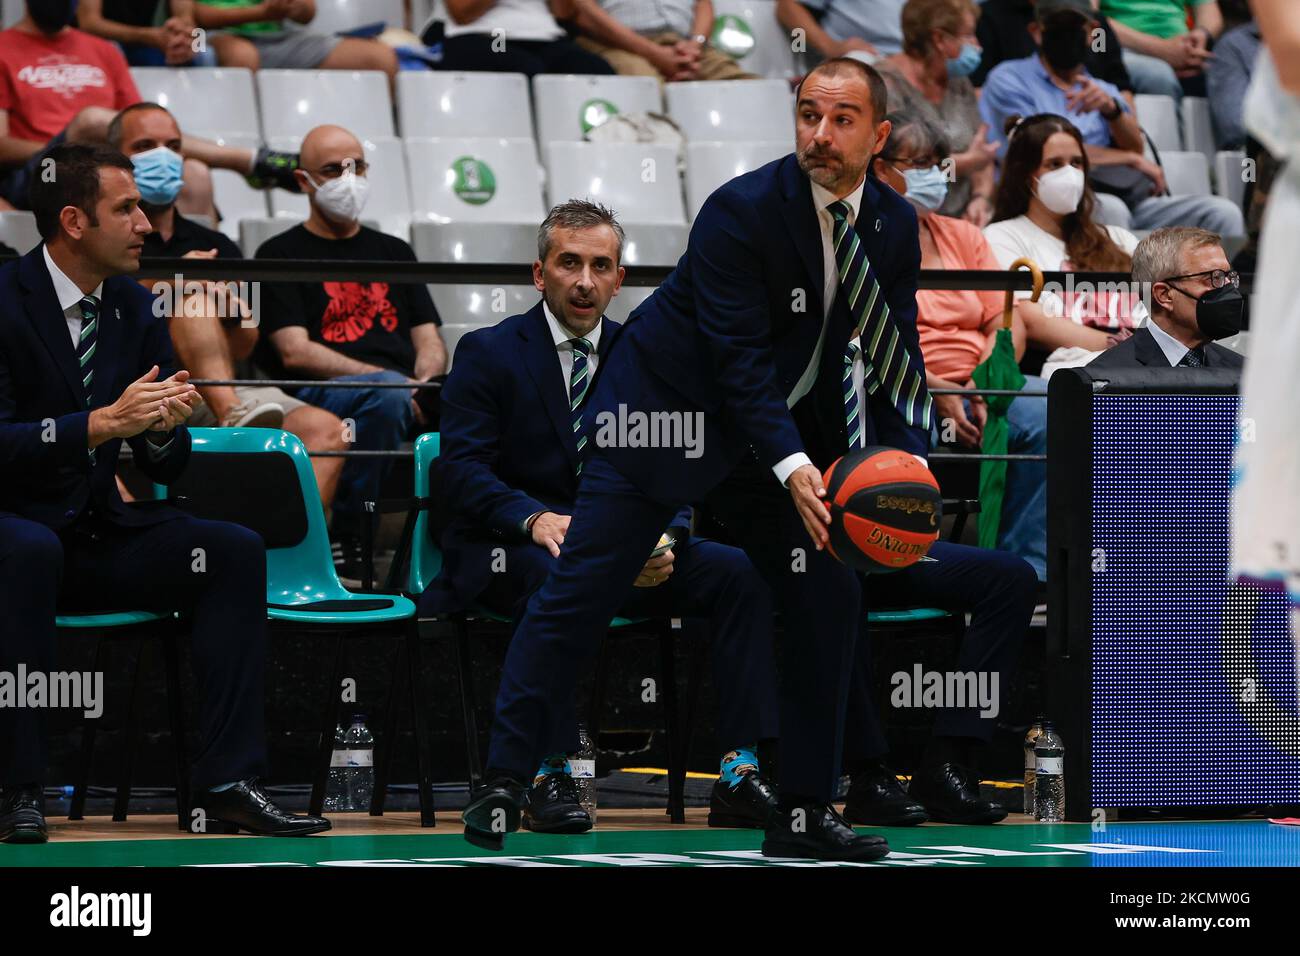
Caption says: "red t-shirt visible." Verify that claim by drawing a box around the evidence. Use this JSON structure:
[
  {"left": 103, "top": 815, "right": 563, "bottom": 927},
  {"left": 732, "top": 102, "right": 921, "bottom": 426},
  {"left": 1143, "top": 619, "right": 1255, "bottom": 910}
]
[{"left": 0, "top": 27, "right": 139, "bottom": 143}]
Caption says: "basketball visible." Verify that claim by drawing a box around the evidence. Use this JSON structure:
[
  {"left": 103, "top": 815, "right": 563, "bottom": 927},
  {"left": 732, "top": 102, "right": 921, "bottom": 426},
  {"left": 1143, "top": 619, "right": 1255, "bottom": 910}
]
[{"left": 822, "top": 446, "right": 943, "bottom": 572}]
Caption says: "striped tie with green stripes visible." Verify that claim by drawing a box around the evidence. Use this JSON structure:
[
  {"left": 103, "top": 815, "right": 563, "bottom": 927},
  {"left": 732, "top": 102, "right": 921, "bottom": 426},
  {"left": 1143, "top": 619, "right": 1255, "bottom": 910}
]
[
  {"left": 568, "top": 337, "right": 592, "bottom": 475},
  {"left": 77, "top": 295, "right": 99, "bottom": 464},
  {"left": 827, "top": 200, "right": 932, "bottom": 431}
]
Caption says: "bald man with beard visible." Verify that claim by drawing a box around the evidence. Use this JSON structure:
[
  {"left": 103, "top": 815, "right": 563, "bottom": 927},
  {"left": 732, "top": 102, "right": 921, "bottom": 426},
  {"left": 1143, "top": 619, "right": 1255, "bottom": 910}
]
[{"left": 254, "top": 124, "right": 447, "bottom": 582}]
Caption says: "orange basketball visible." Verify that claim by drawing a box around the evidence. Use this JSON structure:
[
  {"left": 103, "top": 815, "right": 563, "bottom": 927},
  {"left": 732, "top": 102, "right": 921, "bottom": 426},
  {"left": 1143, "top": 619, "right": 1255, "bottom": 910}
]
[{"left": 822, "top": 446, "right": 942, "bottom": 572}]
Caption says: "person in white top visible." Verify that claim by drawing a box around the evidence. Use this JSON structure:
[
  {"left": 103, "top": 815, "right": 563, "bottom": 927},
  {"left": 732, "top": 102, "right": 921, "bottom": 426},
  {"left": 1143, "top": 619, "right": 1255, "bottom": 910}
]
[
  {"left": 435, "top": 0, "right": 615, "bottom": 76},
  {"left": 1234, "top": 1, "right": 1300, "bottom": 623},
  {"left": 982, "top": 112, "right": 1143, "bottom": 379}
]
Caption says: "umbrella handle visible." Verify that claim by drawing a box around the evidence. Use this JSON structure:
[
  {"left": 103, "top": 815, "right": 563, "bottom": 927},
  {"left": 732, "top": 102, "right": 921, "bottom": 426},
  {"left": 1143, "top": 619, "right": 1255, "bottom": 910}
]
[{"left": 1001, "top": 257, "right": 1044, "bottom": 330}]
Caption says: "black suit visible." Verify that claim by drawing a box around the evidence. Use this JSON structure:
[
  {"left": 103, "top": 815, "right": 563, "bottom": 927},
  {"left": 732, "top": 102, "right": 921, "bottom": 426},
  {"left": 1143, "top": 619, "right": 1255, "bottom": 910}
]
[
  {"left": 0, "top": 246, "right": 268, "bottom": 789},
  {"left": 1087, "top": 325, "right": 1245, "bottom": 370}
]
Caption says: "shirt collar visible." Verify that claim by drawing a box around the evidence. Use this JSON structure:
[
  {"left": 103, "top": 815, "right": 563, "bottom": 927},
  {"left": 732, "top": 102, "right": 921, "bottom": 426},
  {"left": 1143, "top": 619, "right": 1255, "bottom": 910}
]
[
  {"left": 811, "top": 173, "right": 867, "bottom": 223},
  {"left": 542, "top": 299, "right": 602, "bottom": 352},
  {"left": 1146, "top": 315, "right": 1193, "bottom": 366},
  {"left": 43, "top": 244, "right": 103, "bottom": 312}
]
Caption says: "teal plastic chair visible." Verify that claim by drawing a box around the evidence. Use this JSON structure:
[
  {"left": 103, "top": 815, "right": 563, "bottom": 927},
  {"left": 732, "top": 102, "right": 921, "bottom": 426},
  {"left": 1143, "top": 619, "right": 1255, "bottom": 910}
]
[
  {"left": 159, "top": 427, "right": 434, "bottom": 826},
  {"left": 390, "top": 433, "right": 689, "bottom": 821},
  {"left": 59, "top": 608, "right": 191, "bottom": 828}
]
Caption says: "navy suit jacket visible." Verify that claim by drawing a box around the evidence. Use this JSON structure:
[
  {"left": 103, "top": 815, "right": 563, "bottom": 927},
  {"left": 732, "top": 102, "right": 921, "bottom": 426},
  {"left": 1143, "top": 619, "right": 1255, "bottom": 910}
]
[
  {"left": 587, "top": 153, "right": 929, "bottom": 506},
  {"left": 1087, "top": 324, "right": 1245, "bottom": 369},
  {"left": 423, "top": 302, "right": 691, "bottom": 614},
  {"left": 0, "top": 245, "right": 191, "bottom": 532}
]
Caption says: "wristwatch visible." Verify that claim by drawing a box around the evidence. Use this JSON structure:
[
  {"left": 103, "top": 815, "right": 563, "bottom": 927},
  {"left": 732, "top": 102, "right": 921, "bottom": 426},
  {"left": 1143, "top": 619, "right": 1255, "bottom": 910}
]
[
  {"left": 1101, "top": 96, "right": 1122, "bottom": 121},
  {"left": 692, "top": 33, "right": 709, "bottom": 47}
]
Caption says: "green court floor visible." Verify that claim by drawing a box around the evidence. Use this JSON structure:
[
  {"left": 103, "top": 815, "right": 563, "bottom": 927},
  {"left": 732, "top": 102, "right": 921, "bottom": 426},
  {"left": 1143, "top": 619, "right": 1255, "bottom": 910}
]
[{"left": 3, "top": 820, "right": 1297, "bottom": 867}]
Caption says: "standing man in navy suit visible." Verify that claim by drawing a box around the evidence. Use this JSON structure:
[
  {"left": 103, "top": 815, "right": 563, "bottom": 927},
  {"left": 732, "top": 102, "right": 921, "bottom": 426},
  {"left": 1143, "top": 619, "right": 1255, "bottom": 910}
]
[
  {"left": 465, "top": 58, "right": 932, "bottom": 861},
  {"left": 424, "top": 200, "right": 780, "bottom": 835},
  {"left": 0, "top": 144, "right": 327, "bottom": 842}
]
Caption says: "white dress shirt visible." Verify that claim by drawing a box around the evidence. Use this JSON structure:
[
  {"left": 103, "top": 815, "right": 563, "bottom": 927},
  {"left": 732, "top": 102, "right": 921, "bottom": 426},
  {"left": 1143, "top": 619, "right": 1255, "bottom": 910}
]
[
  {"left": 1146, "top": 315, "right": 1197, "bottom": 367},
  {"left": 771, "top": 174, "right": 867, "bottom": 486},
  {"left": 542, "top": 299, "right": 602, "bottom": 382},
  {"left": 43, "top": 245, "right": 173, "bottom": 454}
]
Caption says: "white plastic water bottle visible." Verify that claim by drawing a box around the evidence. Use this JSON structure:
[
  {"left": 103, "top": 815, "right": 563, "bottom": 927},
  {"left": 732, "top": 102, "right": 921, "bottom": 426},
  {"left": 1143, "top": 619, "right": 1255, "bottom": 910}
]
[
  {"left": 571, "top": 725, "right": 597, "bottom": 823},
  {"left": 324, "top": 723, "right": 346, "bottom": 811},
  {"left": 1034, "top": 722, "right": 1066, "bottom": 822},
  {"left": 329, "top": 715, "right": 375, "bottom": 811},
  {"left": 1023, "top": 717, "right": 1045, "bottom": 815}
]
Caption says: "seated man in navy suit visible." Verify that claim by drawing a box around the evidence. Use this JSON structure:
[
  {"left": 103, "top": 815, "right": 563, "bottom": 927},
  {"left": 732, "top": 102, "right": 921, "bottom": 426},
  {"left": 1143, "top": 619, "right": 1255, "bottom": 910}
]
[
  {"left": 0, "top": 143, "right": 327, "bottom": 842},
  {"left": 421, "top": 200, "right": 780, "bottom": 834}
]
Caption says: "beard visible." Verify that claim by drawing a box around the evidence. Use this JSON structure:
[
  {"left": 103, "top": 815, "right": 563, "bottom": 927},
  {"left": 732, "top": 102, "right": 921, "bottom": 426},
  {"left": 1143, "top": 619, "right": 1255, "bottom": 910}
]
[{"left": 796, "top": 141, "right": 870, "bottom": 192}]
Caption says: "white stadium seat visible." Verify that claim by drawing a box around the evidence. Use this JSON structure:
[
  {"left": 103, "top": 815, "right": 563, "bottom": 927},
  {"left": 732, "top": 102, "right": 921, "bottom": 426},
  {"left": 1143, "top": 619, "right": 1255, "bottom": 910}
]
[
  {"left": 430, "top": 287, "right": 537, "bottom": 358},
  {"left": 239, "top": 217, "right": 301, "bottom": 256},
  {"left": 2, "top": 0, "right": 22, "bottom": 27},
  {"left": 665, "top": 79, "right": 795, "bottom": 143},
  {"left": 308, "top": 0, "right": 405, "bottom": 33},
  {"left": 1180, "top": 96, "right": 1216, "bottom": 159},
  {"left": 405, "top": 137, "right": 546, "bottom": 225},
  {"left": 711, "top": 0, "right": 798, "bottom": 79},
  {"left": 1214, "top": 150, "right": 1248, "bottom": 209},
  {"left": 130, "top": 67, "right": 261, "bottom": 138},
  {"left": 266, "top": 135, "right": 413, "bottom": 240},
  {"left": 397, "top": 71, "right": 534, "bottom": 140},
  {"left": 684, "top": 140, "right": 789, "bottom": 219},
  {"left": 256, "top": 69, "right": 395, "bottom": 141},
  {"left": 532, "top": 75, "right": 663, "bottom": 144},
  {"left": 603, "top": 285, "right": 655, "bottom": 324},
  {"left": 189, "top": 130, "right": 269, "bottom": 242},
  {"left": 1160, "top": 150, "right": 1212, "bottom": 197},
  {"left": 410, "top": 221, "right": 537, "bottom": 265},
  {"left": 0, "top": 210, "right": 40, "bottom": 254},
  {"left": 1134, "top": 93, "right": 1181, "bottom": 153}
]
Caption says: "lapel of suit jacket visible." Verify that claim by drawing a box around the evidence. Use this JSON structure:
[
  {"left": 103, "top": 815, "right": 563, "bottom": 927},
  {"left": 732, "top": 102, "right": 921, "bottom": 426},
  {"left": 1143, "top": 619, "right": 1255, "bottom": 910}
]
[
  {"left": 519, "top": 302, "right": 579, "bottom": 472},
  {"left": 91, "top": 279, "right": 122, "bottom": 411},
  {"left": 777, "top": 156, "right": 826, "bottom": 321},
  {"left": 20, "top": 246, "right": 85, "bottom": 408},
  {"left": 1133, "top": 325, "right": 1169, "bottom": 366}
]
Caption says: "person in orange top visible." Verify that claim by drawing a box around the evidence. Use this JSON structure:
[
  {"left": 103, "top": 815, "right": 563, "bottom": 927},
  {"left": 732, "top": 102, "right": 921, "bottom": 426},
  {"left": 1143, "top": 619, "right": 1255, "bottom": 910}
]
[{"left": 871, "top": 106, "right": 1046, "bottom": 580}]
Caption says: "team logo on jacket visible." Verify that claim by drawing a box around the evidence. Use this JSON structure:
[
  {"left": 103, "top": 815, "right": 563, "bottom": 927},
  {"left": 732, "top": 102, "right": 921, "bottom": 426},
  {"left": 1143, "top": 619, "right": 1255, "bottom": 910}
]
[{"left": 321, "top": 282, "right": 398, "bottom": 343}]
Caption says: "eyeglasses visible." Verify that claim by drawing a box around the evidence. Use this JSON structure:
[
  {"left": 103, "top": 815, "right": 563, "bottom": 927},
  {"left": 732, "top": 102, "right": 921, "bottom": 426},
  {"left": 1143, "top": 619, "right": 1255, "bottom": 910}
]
[
  {"left": 879, "top": 154, "right": 940, "bottom": 170},
  {"left": 1162, "top": 269, "right": 1239, "bottom": 289},
  {"left": 309, "top": 158, "right": 369, "bottom": 179}
]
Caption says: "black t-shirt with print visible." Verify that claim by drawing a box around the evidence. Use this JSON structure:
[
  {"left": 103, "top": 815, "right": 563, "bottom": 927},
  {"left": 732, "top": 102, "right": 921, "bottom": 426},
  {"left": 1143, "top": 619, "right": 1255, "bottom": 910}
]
[{"left": 254, "top": 224, "right": 441, "bottom": 379}]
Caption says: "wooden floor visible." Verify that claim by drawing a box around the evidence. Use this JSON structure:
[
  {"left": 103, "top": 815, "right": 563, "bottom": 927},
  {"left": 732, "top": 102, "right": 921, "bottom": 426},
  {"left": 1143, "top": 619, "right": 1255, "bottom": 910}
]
[{"left": 46, "top": 805, "right": 1039, "bottom": 842}]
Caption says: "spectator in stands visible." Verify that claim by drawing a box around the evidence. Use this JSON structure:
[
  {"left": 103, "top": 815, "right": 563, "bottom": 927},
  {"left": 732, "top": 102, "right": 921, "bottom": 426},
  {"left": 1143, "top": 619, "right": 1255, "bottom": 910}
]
[
  {"left": 971, "top": 0, "right": 1134, "bottom": 94},
  {"left": 979, "top": 0, "right": 1245, "bottom": 235},
  {"left": 424, "top": 199, "right": 780, "bottom": 835},
  {"left": 776, "top": 0, "right": 906, "bottom": 60},
  {"left": 78, "top": 0, "right": 218, "bottom": 67},
  {"left": 0, "top": 2, "right": 301, "bottom": 218},
  {"left": 108, "top": 102, "right": 347, "bottom": 511},
  {"left": 872, "top": 108, "right": 1047, "bottom": 580},
  {"left": 1205, "top": 15, "right": 1260, "bottom": 149},
  {"left": 984, "top": 113, "right": 1141, "bottom": 377},
  {"left": 1089, "top": 225, "right": 1244, "bottom": 368},
  {"left": 428, "top": 0, "right": 613, "bottom": 76},
  {"left": 1099, "top": 0, "right": 1221, "bottom": 100},
  {"left": 256, "top": 123, "right": 446, "bottom": 580},
  {"left": 193, "top": 0, "right": 398, "bottom": 79},
  {"left": 570, "top": 0, "right": 757, "bottom": 81},
  {"left": 873, "top": 0, "right": 998, "bottom": 226}
]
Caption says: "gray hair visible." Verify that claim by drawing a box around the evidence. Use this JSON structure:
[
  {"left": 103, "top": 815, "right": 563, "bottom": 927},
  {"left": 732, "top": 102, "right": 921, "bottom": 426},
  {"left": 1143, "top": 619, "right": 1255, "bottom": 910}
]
[
  {"left": 537, "top": 199, "right": 625, "bottom": 264},
  {"left": 882, "top": 107, "right": 951, "bottom": 162},
  {"left": 1132, "top": 226, "right": 1222, "bottom": 310}
]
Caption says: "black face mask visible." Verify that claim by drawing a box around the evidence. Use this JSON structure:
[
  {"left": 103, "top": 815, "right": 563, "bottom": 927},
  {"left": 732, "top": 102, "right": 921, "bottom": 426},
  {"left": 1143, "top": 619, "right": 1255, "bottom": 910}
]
[
  {"left": 1041, "top": 22, "right": 1089, "bottom": 74},
  {"left": 27, "top": 0, "right": 78, "bottom": 33},
  {"left": 1169, "top": 282, "right": 1247, "bottom": 340}
]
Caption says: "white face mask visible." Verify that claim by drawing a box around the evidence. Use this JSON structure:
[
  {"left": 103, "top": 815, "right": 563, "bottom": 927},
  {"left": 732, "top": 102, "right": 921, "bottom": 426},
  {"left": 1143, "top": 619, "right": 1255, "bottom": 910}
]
[
  {"left": 1033, "top": 164, "right": 1086, "bottom": 216},
  {"left": 305, "top": 170, "right": 370, "bottom": 223}
]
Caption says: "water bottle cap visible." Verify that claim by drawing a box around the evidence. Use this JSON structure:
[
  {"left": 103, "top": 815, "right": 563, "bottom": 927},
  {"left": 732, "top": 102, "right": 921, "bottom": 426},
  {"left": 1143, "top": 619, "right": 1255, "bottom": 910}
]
[{"left": 350, "top": 715, "right": 367, "bottom": 725}]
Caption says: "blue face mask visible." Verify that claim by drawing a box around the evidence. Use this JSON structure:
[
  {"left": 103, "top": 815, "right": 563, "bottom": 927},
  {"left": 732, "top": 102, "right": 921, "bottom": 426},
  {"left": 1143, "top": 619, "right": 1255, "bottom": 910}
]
[
  {"left": 900, "top": 165, "right": 949, "bottom": 211},
  {"left": 131, "top": 146, "right": 184, "bottom": 207},
  {"left": 946, "top": 41, "right": 982, "bottom": 78}
]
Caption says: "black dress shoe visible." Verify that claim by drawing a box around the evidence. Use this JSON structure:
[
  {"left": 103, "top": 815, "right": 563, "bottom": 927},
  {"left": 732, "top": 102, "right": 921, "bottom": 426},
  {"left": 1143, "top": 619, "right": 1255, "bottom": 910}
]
[
  {"left": 194, "top": 778, "right": 331, "bottom": 836},
  {"left": 762, "top": 802, "right": 890, "bottom": 861},
  {"left": 522, "top": 773, "right": 592, "bottom": 834},
  {"left": 463, "top": 776, "right": 526, "bottom": 850},
  {"left": 843, "top": 762, "right": 929, "bottom": 826},
  {"left": 908, "top": 762, "right": 1008, "bottom": 825},
  {"left": 708, "top": 771, "right": 777, "bottom": 829},
  {"left": 0, "top": 784, "right": 47, "bottom": 844}
]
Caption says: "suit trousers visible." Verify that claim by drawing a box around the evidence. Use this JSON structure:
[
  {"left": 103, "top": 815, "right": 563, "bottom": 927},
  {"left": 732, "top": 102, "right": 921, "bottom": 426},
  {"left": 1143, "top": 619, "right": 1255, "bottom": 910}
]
[
  {"left": 486, "top": 450, "right": 862, "bottom": 802},
  {"left": 0, "top": 513, "right": 269, "bottom": 790},
  {"left": 479, "top": 536, "right": 779, "bottom": 761}
]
